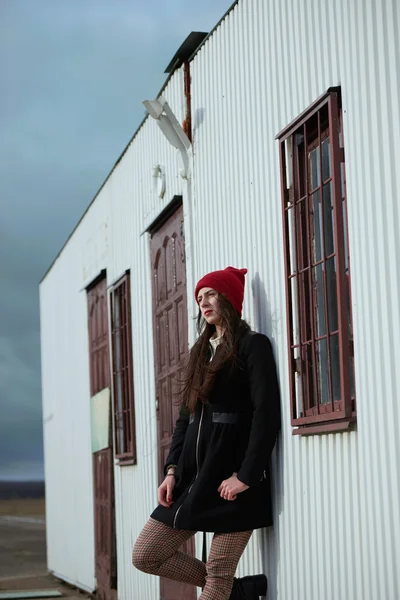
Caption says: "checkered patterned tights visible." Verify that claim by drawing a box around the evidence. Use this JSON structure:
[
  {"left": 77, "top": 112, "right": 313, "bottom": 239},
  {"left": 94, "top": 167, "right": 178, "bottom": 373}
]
[{"left": 132, "top": 518, "right": 252, "bottom": 600}]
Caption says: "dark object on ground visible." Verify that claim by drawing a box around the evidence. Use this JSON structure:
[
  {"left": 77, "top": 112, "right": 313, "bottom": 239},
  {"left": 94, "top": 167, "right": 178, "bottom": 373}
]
[
  {"left": 0, "top": 591, "right": 62, "bottom": 599},
  {"left": 230, "top": 574, "right": 268, "bottom": 599}
]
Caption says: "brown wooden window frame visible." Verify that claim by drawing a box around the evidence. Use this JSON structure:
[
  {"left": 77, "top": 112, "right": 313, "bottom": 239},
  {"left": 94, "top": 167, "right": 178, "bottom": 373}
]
[
  {"left": 276, "top": 88, "right": 356, "bottom": 435},
  {"left": 110, "top": 272, "right": 137, "bottom": 463}
]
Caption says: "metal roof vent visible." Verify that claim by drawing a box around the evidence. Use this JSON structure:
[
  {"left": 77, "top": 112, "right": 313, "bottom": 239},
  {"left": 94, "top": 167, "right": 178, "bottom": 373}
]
[{"left": 164, "top": 31, "right": 208, "bottom": 74}]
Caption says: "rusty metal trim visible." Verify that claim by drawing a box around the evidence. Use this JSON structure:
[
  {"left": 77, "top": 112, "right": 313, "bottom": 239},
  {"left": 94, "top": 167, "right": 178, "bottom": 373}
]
[
  {"left": 279, "top": 142, "right": 297, "bottom": 425},
  {"left": 110, "top": 273, "right": 137, "bottom": 464},
  {"left": 292, "top": 410, "right": 348, "bottom": 426},
  {"left": 328, "top": 93, "right": 352, "bottom": 418},
  {"left": 292, "top": 418, "right": 355, "bottom": 436},
  {"left": 275, "top": 87, "right": 341, "bottom": 141}
]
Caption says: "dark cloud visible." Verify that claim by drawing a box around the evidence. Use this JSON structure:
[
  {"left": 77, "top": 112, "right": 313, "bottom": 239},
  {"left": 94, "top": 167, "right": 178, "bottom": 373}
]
[{"left": 0, "top": 0, "right": 232, "bottom": 480}]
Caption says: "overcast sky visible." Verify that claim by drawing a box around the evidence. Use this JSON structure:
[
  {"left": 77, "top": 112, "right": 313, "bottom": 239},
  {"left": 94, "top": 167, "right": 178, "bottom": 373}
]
[{"left": 0, "top": 0, "right": 233, "bottom": 481}]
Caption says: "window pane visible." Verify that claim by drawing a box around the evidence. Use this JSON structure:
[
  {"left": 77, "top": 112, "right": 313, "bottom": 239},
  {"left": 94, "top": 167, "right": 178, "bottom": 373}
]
[
  {"left": 294, "top": 346, "right": 303, "bottom": 415},
  {"left": 304, "top": 344, "right": 316, "bottom": 409},
  {"left": 124, "top": 334, "right": 131, "bottom": 411},
  {"left": 300, "top": 269, "right": 313, "bottom": 342},
  {"left": 321, "top": 137, "right": 331, "bottom": 181},
  {"left": 312, "top": 190, "right": 323, "bottom": 263},
  {"left": 314, "top": 263, "right": 327, "bottom": 336},
  {"left": 344, "top": 271, "right": 353, "bottom": 341},
  {"left": 330, "top": 334, "right": 341, "bottom": 401},
  {"left": 342, "top": 196, "right": 349, "bottom": 273},
  {"left": 340, "top": 161, "right": 345, "bottom": 200},
  {"left": 298, "top": 200, "right": 309, "bottom": 269},
  {"left": 113, "top": 292, "right": 120, "bottom": 326},
  {"left": 326, "top": 257, "right": 339, "bottom": 332},
  {"left": 115, "top": 352, "right": 124, "bottom": 453},
  {"left": 291, "top": 275, "right": 300, "bottom": 346},
  {"left": 116, "top": 372, "right": 125, "bottom": 453},
  {"left": 126, "top": 403, "right": 132, "bottom": 445},
  {"left": 322, "top": 182, "right": 335, "bottom": 257},
  {"left": 350, "top": 355, "right": 355, "bottom": 399},
  {"left": 308, "top": 145, "right": 320, "bottom": 191},
  {"left": 294, "top": 133, "right": 306, "bottom": 198},
  {"left": 317, "top": 338, "right": 330, "bottom": 404},
  {"left": 285, "top": 139, "right": 293, "bottom": 192},
  {"left": 114, "top": 303, "right": 121, "bottom": 372},
  {"left": 288, "top": 206, "right": 297, "bottom": 276}
]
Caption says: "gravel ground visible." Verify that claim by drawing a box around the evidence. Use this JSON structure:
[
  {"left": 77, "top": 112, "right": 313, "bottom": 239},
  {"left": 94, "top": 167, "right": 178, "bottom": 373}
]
[
  {"left": 0, "top": 499, "right": 45, "bottom": 517},
  {"left": 0, "top": 514, "right": 47, "bottom": 579},
  {"left": 0, "top": 502, "right": 91, "bottom": 600}
]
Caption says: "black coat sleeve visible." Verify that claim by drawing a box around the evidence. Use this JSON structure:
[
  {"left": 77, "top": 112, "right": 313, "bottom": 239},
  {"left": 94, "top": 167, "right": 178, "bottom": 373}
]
[
  {"left": 163, "top": 404, "right": 190, "bottom": 475},
  {"left": 237, "top": 333, "right": 281, "bottom": 487}
]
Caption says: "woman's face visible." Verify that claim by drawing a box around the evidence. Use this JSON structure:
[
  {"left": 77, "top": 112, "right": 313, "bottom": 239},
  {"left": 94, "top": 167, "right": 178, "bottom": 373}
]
[{"left": 197, "top": 287, "right": 223, "bottom": 327}]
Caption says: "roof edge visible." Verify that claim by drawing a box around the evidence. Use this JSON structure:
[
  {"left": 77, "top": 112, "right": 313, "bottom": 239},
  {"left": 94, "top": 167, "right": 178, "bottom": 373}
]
[{"left": 187, "top": 0, "right": 239, "bottom": 63}]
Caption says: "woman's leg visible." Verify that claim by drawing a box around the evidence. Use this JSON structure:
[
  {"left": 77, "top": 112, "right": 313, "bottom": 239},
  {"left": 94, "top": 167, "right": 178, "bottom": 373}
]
[
  {"left": 200, "top": 530, "right": 253, "bottom": 600},
  {"left": 132, "top": 518, "right": 206, "bottom": 587}
]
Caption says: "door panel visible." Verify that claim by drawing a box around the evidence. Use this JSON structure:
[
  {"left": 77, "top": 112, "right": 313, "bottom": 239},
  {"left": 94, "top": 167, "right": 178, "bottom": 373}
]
[
  {"left": 87, "top": 277, "right": 117, "bottom": 600},
  {"left": 150, "top": 206, "right": 196, "bottom": 600},
  {"left": 93, "top": 447, "right": 116, "bottom": 600}
]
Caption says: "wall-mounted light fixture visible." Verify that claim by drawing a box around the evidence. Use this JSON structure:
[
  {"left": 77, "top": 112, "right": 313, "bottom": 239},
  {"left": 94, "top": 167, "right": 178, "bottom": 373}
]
[{"left": 143, "top": 96, "right": 191, "bottom": 180}]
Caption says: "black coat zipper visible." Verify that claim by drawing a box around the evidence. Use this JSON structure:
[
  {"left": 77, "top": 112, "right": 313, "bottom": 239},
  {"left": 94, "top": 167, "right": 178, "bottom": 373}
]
[{"left": 173, "top": 403, "right": 204, "bottom": 528}]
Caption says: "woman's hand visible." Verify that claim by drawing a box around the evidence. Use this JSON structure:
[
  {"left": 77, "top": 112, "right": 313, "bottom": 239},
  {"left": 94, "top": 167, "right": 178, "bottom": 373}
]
[
  {"left": 218, "top": 472, "right": 249, "bottom": 501},
  {"left": 158, "top": 475, "right": 176, "bottom": 508}
]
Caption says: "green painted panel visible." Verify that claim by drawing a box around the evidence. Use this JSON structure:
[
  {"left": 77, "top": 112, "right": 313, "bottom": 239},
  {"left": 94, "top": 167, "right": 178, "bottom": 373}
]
[{"left": 90, "top": 387, "right": 110, "bottom": 453}]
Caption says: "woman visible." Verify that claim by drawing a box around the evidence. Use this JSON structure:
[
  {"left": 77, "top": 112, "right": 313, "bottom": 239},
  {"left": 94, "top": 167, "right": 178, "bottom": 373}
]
[{"left": 133, "top": 267, "right": 281, "bottom": 600}]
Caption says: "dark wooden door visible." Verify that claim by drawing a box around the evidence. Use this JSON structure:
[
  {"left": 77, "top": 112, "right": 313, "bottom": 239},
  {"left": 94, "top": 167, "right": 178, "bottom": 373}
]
[
  {"left": 150, "top": 207, "right": 196, "bottom": 600},
  {"left": 87, "top": 276, "right": 117, "bottom": 600}
]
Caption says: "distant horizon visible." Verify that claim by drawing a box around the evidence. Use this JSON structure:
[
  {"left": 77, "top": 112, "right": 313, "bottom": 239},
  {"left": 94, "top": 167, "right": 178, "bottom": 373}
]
[
  {"left": 0, "top": 479, "right": 45, "bottom": 501},
  {"left": 0, "top": 477, "right": 45, "bottom": 483}
]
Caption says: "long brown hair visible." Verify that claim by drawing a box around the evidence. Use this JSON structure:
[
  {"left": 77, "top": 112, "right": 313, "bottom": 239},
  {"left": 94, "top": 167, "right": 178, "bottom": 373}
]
[{"left": 179, "top": 294, "right": 250, "bottom": 413}]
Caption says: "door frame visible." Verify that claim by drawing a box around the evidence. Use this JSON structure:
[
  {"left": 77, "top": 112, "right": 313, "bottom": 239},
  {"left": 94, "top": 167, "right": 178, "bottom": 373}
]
[
  {"left": 149, "top": 201, "right": 197, "bottom": 600},
  {"left": 86, "top": 273, "right": 118, "bottom": 600}
]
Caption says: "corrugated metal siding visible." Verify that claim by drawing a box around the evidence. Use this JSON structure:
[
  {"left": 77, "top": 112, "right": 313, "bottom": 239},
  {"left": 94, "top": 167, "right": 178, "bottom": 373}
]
[
  {"left": 40, "top": 67, "right": 189, "bottom": 597},
  {"left": 40, "top": 187, "right": 111, "bottom": 590},
  {"left": 112, "top": 233, "right": 160, "bottom": 600},
  {"left": 41, "top": 0, "right": 400, "bottom": 598},
  {"left": 190, "top": 0, "right": 400, "bottom": 599},
  {"left": 108, "top": 69, "right": 187, "bottom": 600}
]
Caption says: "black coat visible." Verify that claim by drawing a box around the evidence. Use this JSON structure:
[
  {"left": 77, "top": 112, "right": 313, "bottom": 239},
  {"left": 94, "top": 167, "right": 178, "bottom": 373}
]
[{"left": 151, "top": 330, "right": 281, "bottom": 533}]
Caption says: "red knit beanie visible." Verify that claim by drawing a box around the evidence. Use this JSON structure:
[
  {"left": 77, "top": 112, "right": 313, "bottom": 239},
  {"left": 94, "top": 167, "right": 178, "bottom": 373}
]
[{"left": 194, "top": 266, "right": 248, "bottom": 317}]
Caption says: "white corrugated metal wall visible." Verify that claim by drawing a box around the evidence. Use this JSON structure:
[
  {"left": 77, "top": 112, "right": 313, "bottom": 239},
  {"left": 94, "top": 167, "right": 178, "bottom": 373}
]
[
  {"left": 109, "top": 68, "right": 189, "bottom": 600},
  {"left": 41, "top": 0, "right": 400, "bottom": 598},
  {"left": 40, "top": 68, "right": 187, "bottom": 596},
  {"left": 40, "top": 186, "right": 111, "bottom": 590},
  {"left": 190, "top": 0, "right": 400, "bottom": 599}
]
